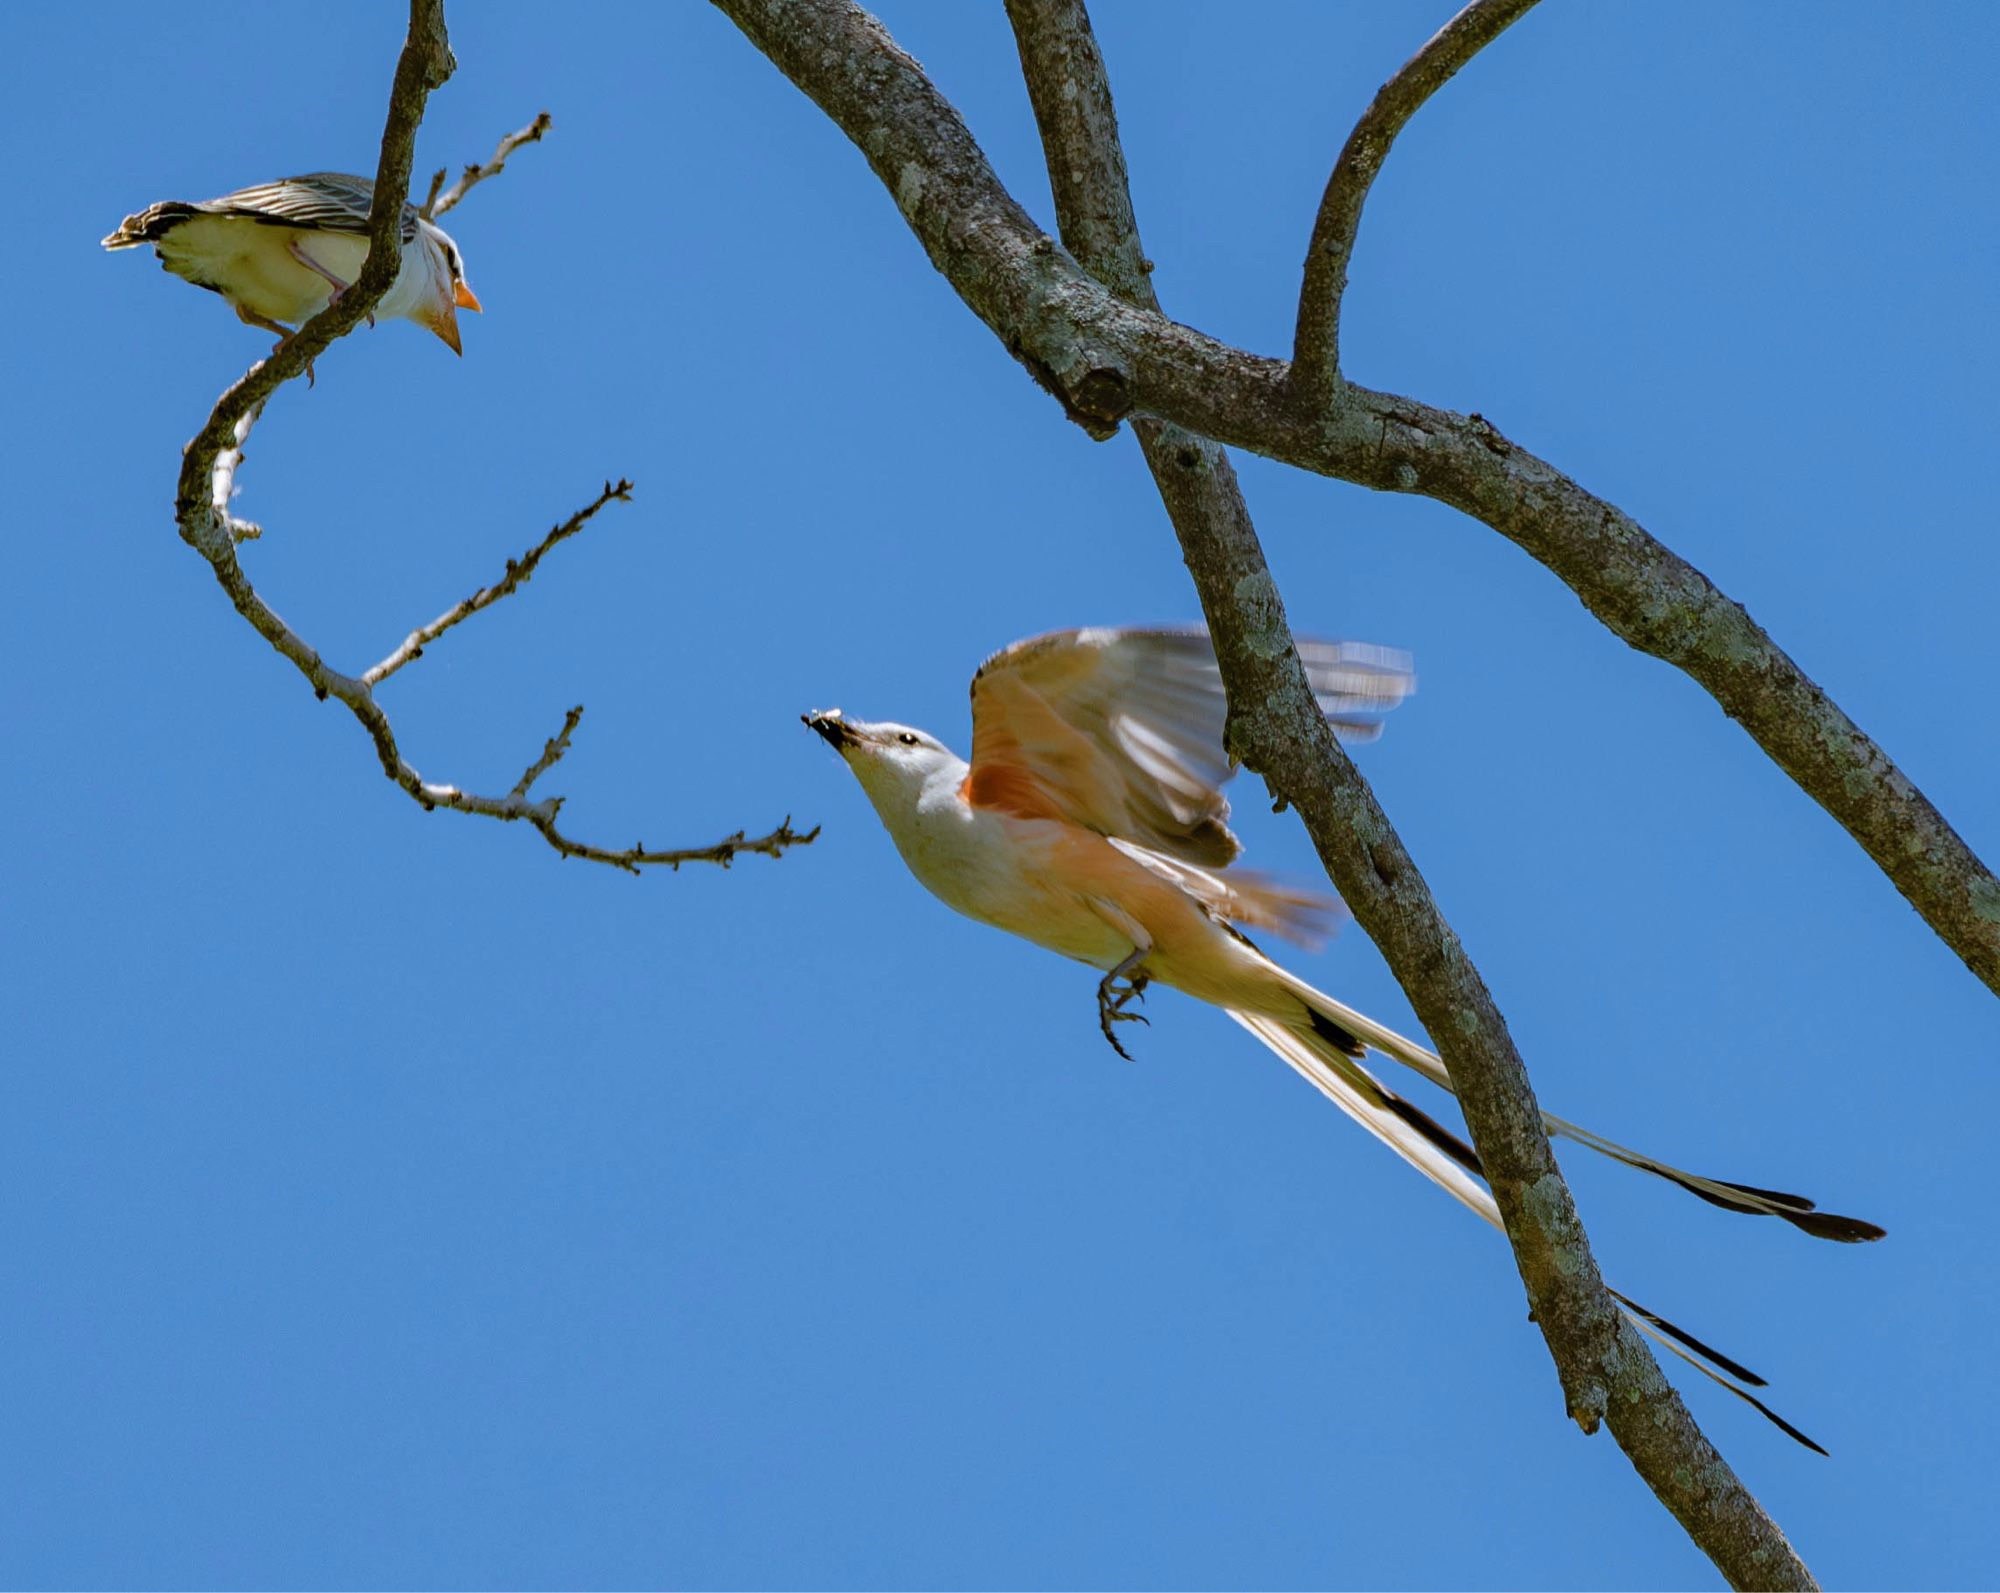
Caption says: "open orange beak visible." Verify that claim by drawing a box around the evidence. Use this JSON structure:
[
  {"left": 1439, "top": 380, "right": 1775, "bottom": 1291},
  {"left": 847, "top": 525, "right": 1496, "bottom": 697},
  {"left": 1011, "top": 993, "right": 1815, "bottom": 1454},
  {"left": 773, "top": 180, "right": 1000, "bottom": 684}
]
[{"left": 454, "top": 279, "right": 483, "bottom": 312}]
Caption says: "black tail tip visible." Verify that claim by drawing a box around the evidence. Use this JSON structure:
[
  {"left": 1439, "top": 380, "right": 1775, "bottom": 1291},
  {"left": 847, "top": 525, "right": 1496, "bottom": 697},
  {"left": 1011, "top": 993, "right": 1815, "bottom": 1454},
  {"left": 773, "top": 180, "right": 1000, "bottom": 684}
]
[
  {"left": 1785, "top": 1209, "right": 1887, "bottom": 1244},
  {"left": 1306, "top": 1007, "right": 1366, "bottom": 1057}
]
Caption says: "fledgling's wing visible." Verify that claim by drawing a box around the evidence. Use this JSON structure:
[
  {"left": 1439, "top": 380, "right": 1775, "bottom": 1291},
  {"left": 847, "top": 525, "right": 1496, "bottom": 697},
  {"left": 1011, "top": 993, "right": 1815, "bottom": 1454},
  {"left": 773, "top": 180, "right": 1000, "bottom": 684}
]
[
  {"left": 104, "top": 174, "right": 420, "bottom": 250},
  {"left": 964, "top": 626, "right": 1413, "bottom": 867},
  {"left": 195, "top": 173, "right": 422, "bottom": 242}
]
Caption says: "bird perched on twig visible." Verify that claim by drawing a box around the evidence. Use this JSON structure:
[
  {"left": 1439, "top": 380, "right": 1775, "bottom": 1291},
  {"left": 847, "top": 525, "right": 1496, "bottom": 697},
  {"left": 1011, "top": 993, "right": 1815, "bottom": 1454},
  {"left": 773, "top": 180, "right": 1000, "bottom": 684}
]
[
  {"left": 806, "top": 625, "right": 1883, "bottom": 1451},
  {"left": 102, "top": 172, "right": 481, "bottom": 353}
]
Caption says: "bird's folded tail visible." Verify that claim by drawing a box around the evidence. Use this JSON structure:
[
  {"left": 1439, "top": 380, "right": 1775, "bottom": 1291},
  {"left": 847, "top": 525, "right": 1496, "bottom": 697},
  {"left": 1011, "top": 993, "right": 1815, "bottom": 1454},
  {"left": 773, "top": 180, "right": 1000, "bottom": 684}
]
[
  {"left": 102, "top": 202, "right": 202, "bottom": 250},
  {"left": 1228, "top": 1010, "right": 1828, "bottom": 1453},
  {"left": 1270, "top": 973, "right": 1884, "bottom": 1244}
]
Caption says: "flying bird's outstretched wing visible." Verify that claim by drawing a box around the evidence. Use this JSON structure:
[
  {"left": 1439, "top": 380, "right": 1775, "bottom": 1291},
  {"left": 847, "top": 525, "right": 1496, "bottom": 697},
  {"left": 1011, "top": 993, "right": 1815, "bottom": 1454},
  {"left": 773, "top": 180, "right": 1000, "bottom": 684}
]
[{"left": 965, "top": 627, "right": 1414, "bottom": 868}]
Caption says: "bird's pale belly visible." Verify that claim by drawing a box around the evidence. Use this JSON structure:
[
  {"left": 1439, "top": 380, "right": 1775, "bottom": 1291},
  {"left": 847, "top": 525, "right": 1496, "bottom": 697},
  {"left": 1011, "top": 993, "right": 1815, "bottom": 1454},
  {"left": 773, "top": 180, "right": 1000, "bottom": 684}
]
[
  {"left": 160, "top": 218, "right": 360, "bottom": 323},
  {"left": 895, "top": 813, "right": 1136, "bottom": 970}
]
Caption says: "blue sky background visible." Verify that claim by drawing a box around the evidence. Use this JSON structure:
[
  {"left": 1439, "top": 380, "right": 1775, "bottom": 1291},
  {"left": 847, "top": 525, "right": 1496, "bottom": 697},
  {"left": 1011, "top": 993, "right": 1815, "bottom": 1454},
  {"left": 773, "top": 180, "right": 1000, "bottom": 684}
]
[{"left": 5, "top": 2, "right": 1997, "bottom": 1587}]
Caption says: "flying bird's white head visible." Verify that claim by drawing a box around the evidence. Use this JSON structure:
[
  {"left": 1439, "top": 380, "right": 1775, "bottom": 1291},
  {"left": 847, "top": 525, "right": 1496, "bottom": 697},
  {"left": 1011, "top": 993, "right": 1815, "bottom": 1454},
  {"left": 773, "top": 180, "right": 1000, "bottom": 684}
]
[{"left": 803, "top": 710, "right": 961, "bottom": 818}]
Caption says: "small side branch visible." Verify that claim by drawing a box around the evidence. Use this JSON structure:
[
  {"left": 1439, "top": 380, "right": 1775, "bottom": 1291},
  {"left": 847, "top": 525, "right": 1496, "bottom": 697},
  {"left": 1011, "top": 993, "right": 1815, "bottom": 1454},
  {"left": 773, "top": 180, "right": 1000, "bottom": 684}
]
[
  {"left": 500, "top": 706, "right": 821, "bottom": 869},
  {"left": 530, "top": 810, "right": 823, "bottom": 874},
  {"left": 512, "top": 704, "right": 586, "bottom": 798},
  {"left": 424, "top": 109, "right": 553, "bottom": 218},
  {"left": 419, "top": 703, "right": 819, "bottom": 873},
  {"left": 1290, "top": 0, "right": 1540, "bottom": 397},
  {"left": 365, "top": 478, "right": 633, "bottom": 686}
]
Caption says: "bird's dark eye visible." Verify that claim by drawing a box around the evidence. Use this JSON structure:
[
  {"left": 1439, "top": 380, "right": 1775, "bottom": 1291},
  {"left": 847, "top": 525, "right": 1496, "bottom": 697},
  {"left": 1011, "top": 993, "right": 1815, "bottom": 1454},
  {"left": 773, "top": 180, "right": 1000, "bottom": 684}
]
[{"left": 898, "top": 733, "right": 919, "bottom": 746}]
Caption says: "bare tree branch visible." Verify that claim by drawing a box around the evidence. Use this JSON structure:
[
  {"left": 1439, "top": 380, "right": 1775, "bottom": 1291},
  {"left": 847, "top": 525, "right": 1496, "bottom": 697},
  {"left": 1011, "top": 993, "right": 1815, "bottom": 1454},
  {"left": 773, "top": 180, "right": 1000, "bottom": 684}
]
[
  {"left": 170, "top": 2, "right": 814, "bottom": 875},
  {"left": 1290, "top": 0, "right": 1540, "bottom": 398},
  {"left": 711, "top": 0, "right": 2000, "bottom": 1001},
  {"left": 1003, "top": 3, "right": 1813, "bottom": 1586},
  {"left": 504, "top": 704, "right": 819, "bottom": 871},
  {"left": 424, "top": 109, "right": 553, "bottom": 219},
  {"left": 364, "top": 477, "right": 633, "bottom": 686}
]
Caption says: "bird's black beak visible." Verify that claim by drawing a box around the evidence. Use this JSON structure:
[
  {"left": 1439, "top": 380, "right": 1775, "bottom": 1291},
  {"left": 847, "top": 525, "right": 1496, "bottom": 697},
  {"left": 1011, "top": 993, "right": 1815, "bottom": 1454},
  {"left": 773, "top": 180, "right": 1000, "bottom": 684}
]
[{"left": 803, "top": 712, "right": 854, "bottom": 751}]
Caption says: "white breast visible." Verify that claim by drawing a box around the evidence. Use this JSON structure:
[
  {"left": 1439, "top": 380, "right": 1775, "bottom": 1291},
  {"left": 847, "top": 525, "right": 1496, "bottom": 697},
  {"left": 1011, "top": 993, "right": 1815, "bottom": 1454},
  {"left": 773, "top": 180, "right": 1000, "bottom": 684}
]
[
  {"left": 885, "top": 775, "right": 1135, "bottom": 969},
  {"left": 155, "top": 216, "right": 426, "bottom": 327}
]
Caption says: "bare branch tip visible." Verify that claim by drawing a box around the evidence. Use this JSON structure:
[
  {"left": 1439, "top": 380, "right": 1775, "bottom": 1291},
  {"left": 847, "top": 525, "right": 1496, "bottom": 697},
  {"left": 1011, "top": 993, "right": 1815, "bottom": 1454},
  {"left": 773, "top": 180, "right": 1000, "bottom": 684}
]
[
  {"left": 1293, "top": 0, "right": 1541, "bottom": 390},
  {"left": 430, "top": 108, "right": 559, "bottom": 218}
]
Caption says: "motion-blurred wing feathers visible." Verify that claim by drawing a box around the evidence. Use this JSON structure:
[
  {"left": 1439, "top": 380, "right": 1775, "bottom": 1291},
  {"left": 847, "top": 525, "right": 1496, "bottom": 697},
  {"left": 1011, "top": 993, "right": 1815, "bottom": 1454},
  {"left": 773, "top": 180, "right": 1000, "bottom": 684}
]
[{"left": 964, "top": 627, "right": 1413, "bottom": 866}]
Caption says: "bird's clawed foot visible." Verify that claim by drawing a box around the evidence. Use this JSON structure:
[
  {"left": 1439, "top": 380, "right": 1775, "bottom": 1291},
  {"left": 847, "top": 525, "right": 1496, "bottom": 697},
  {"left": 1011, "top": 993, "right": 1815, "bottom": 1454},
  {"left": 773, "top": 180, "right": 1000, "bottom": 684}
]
[
  {"left": 287, "top": 240, "right": 374, "bottom": 326},
  {"left": 237, "top": 303, "right": 316, "bottom": 386},
  {"left": 1096, "top": 950, "right": 1151, "bottom": 1061}
]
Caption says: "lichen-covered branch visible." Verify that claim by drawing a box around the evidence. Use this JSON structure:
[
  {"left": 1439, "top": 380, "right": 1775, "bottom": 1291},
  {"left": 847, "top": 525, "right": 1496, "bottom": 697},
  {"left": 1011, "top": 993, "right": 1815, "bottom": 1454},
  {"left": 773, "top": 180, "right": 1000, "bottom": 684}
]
[
  {"left": 1290, "top": 0, "right": 1540, "bottom": 397},
  {"left": 711, "top": 0, "right": 2000, "bottom": 1001},
  {"left": 170, "top": 1, "right": 814, "bottom": 875},
  {"left": 1003, "top": 3, "right": 1813, "bottom": 1586}
]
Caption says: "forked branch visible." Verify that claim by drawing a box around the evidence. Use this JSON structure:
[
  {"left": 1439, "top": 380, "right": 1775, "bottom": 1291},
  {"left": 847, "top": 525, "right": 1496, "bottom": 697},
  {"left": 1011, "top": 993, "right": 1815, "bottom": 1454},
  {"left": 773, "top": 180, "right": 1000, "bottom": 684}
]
[
  {"left": 710, "top": 0, "right": 2000, "bottom": 999},
  {"left": 1004, "top": 2, "right": 1812, "bottom": 1586}
]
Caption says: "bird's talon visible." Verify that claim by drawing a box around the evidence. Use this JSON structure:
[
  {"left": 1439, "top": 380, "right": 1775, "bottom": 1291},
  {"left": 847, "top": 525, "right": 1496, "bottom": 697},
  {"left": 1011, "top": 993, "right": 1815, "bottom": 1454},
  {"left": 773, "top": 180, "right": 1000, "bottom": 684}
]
[
  {"left": 1109, "top": 977, "right": 1149, "bottom": 1012},
  {"left": 1096, "top": 953, "right": 1151, "bottom": 1058},
  {"left": 1097, "top": 1009, "right": 1139, "bottom": 1060}
]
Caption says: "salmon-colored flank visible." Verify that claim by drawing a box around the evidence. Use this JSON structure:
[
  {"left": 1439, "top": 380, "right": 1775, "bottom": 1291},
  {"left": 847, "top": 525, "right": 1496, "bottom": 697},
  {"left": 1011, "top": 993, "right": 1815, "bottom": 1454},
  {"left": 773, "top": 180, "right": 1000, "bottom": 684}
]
[{"left": 961, "top": 760, "right": 1065, "bottom": 819}]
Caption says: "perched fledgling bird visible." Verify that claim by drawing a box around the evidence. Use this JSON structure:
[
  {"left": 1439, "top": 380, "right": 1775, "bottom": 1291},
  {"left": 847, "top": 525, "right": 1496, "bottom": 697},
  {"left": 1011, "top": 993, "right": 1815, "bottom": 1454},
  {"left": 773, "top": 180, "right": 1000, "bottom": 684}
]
[
  {"left": 806, "top": 626, "right": 1884, "bottom": 1452},
  {"left": 102, "top": 172, "right": 481, "bottom": 353}
]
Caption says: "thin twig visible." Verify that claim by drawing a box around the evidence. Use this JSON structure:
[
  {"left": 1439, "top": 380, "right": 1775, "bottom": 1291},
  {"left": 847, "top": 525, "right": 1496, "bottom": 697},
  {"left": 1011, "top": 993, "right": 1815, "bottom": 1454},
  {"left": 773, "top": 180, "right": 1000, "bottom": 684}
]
[
  {"left": 426, "top": 110, "right": 553, "bottom": 218},
  {"left": 1002, "top": 3, "right": 1813, "bottom": 1586},
  {"left": 513, "top": 705, "right": 586, "bottom": 797},
  {"left": 168, "top": 8, "right": 813, "bottom": 876},
  {"left": 712, "top": 0, "right": 2000, "bottom": 1001},
  {"left": 1290, "top": 0, "right": 1540, "bottom": 397},
  {"left": 365, "top": 478, "right": 633, "bottom": 686},
  {"left": 530, "top": 811, "right": 822, "bottom": 874}
]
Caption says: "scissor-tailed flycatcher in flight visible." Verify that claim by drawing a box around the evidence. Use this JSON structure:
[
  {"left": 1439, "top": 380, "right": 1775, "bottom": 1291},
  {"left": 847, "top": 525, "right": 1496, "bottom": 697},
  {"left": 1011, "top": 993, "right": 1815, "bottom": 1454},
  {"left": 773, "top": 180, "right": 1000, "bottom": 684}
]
[{"left": 805, "top": 626, "right": 1882, "bottom": 1452}]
